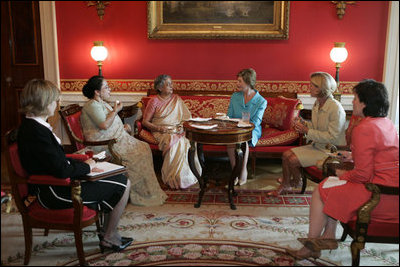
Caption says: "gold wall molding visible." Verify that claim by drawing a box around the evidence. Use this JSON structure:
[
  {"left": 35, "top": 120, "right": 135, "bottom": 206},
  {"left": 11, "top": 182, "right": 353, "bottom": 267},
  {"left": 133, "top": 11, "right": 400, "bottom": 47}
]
[{"left": 60, "top": 79, "right": 358, "bottom": 94}]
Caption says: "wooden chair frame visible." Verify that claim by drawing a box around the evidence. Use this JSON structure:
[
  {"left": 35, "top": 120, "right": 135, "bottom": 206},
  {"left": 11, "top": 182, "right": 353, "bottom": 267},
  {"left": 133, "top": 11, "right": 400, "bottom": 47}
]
[{"left": 5, "top": 129, "right": 101, "bottom": 265}]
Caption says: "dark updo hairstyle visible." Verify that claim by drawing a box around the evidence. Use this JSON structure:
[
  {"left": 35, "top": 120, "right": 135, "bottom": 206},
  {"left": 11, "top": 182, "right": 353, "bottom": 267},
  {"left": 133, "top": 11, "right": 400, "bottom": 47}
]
[
  {"left": 82, "top": 75, "right": 104, "bottom": 99},
  {"left": 154, "top": 74, "right": 171, "bottom": 94},
  {"left": 353, "top": 79, "right": 389, "bottom": 117}
]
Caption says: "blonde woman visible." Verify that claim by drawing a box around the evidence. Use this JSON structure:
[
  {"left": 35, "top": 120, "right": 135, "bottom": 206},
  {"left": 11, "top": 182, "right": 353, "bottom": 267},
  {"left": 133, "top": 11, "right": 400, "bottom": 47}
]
[{"left": 268, "top": 72, "right": 346, "bottom": 196}]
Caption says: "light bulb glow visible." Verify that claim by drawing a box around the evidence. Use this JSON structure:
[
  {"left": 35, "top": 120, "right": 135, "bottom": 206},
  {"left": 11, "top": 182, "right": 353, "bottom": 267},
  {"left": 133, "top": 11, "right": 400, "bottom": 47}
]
[
  {"left": 91, "top": 43, "right": 108, "bottom": 62},
  {"left": 330, "top": 43, "right": 348, "bottom": 63}
]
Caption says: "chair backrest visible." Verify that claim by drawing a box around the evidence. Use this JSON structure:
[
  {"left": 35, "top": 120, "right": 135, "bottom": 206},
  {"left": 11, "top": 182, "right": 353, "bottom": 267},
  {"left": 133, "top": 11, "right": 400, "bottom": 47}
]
[
  {"left": 4, "top": 129, "right": 30, "bottom": 214},
  {"left": 59, "top": 104, "right": 86, "bottom": 151}
]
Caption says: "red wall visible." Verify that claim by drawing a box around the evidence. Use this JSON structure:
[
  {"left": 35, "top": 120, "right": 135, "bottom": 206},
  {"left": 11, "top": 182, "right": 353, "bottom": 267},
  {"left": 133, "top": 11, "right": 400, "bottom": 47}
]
[{"left": 55, "top": 1, "right": 389, "bottom": 82}]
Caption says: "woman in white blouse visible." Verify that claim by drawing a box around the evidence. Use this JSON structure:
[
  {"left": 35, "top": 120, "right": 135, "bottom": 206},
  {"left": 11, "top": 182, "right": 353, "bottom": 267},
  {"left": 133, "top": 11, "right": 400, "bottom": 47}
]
[{"left": 268, "top": 72, "right": 346, "bottom": 196}]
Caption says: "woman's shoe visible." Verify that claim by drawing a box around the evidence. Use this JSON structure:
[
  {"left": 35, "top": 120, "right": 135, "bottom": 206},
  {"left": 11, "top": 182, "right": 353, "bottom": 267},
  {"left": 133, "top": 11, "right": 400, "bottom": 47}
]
[
  {"left": 276, "top": 177, "right": 283, "bottom": 184},
  {"left": 98, "top": 233, "right": 133, "bottom": 244},
  {"left": 99, "top": 238, "right": 133, "bottom": 253},
  {"left": 297, "top": 238, "right": 338, "bottom": 251},
  {"left": 238, "top": 177, "right": 247, "bottom": 186},
  {"left": 286, "top": 248, "right": 321, "bottom": 260},
  {"left": 266, "top": 185, "right": 293, "bottom": 197},
  {"left": 234, "top": 177, "right": 239, "bottom": 186}
]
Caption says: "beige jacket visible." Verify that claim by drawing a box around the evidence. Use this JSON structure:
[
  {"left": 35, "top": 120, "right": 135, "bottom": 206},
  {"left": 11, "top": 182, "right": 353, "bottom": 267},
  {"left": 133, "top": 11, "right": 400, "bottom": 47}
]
[{"left": 306, "top": 95, "right": 346, "bottom": 149}]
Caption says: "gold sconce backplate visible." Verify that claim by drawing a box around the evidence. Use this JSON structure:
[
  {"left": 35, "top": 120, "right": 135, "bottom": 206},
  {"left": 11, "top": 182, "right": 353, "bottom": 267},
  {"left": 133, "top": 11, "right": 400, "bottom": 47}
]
[
  {"left": 87, "top": 1, "right": 110, "bottom": 20},
  {"left": 332, "top": 1, "right": 356, "bottom": 19}
]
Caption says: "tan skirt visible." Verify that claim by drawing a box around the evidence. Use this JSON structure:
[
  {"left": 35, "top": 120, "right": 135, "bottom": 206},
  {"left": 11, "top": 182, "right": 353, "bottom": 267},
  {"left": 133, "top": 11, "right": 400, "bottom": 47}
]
[{"left": 291, "top": 144, "right": 329, "bottom": 167}]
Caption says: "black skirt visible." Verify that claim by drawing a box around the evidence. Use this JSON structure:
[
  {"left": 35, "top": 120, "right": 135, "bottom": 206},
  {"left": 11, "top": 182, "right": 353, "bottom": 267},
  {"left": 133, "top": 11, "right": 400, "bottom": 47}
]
[{"left": 32, "top": 174, "right": 127, "bottom": 213}]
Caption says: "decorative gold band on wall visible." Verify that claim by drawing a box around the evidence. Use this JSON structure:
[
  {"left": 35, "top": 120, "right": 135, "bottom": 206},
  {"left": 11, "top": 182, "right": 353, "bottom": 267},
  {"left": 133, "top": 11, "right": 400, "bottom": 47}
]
[{"left": 60, "top": 79, "right": 358, "bottom": 94}]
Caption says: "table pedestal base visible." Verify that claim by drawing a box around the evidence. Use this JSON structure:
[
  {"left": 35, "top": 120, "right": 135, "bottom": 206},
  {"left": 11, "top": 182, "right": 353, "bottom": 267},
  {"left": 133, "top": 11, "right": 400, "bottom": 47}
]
[{"left": 188, "top": 141, "right": 246, "bottom": 210}]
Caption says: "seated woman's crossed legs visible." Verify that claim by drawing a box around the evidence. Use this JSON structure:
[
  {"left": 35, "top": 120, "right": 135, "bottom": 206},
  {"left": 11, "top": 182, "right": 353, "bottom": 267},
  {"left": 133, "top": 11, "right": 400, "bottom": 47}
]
[{"left": 268, "top": 150, "right": 302, "bottom": 196}]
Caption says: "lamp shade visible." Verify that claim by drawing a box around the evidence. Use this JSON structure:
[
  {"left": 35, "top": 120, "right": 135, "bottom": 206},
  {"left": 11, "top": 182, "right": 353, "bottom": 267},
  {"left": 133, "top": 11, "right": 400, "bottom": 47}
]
[
  {"left": 330, "top": 42, "right": 348, "bottom": 63},
  {"left": 91, "top": 41, "right": 108, "bottom": 62}
]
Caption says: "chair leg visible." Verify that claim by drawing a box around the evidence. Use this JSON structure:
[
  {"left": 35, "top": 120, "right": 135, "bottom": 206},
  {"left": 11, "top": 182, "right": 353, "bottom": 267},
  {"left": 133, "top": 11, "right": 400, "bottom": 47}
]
[
  {"left": 74, "top": 229, "right": 87, "bottom": 266},
  {"left": 351, "top": 241, "right": 361, "bottom": 266},
  {"left": 23, "top": 220, "right": 32, "bottom": 265},
  {"left": 44, "top": 228, "right": 49, "bottom": 236},
  {"left": 250, "top": 154, "right": 256, "bottom": 179},
  {"left": 300, "top": 173, "right": 307, "bottom": 194},
  {"left": 340, "top": 225, "right": 348, "bottom": 241}
]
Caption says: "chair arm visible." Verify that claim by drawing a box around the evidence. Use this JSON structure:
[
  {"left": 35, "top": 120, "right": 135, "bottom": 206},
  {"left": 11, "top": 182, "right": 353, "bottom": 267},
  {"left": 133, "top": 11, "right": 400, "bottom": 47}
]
[
  {"left": 28, "top": 175, "right": 71, "bottom": 186},
  {"left": 118, "top": 103, "right": 139, "bottom": 122},
  {"left": 66, "top": 154, "right": 89, "bottom": 161}
]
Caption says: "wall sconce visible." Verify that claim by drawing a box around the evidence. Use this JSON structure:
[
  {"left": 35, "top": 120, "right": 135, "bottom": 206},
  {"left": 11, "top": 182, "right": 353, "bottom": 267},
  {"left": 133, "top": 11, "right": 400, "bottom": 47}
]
[
  {"left": 87, "top": 1, "right": 110, "bottom": 20},
  {"left": 330, "top": 42, "right": 348, "bottom": 101},
  {"left": 91, "top": 41, "right": 108, "bottom": 76},
  {"left": 331, "top": 1, "right": 356, "bottom": 19}
]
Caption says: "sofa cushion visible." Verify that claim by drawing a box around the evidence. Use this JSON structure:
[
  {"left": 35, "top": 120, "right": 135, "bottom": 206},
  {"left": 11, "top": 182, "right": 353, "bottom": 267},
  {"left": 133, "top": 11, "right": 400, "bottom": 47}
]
[
  {"left": 257, "top": 128, "right": 299, "bottom": 146},
  {"left": 262, "top": 96, "right": 301, "bottom": 131},
  {"left": 182, "top": 96, "right": 230, "bottom": 118}
]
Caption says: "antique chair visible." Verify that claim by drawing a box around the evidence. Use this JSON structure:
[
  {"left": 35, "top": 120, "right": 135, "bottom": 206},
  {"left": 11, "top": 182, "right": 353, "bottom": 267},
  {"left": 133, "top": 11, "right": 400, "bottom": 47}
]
[
  {"left": 4, "top": 128, "right": 101, "bottom": 265},
  {"left": 59, "top": 104, "right": 122, "bottom": 165},
  {"left": 299, "top": 114, "right": 361, "bottom": 194},
  {"left": 339, "top": 183, "right": 399, "bottom": 266}
]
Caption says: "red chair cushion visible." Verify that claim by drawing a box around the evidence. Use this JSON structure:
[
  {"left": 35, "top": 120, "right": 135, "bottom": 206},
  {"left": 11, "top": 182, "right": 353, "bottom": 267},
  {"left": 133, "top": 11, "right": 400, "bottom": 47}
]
[
  {"left": 304, "top": 166, "right": 324, "bottom": 181},
  {"left": 28, "top": 175, "right": 71, "bottom": 186},
  {"left": 138, "top": 128, "right": 159, "bottom": 145},
  {"left": 66, "top": 111, "right": 85, "bottom": 151},
  {"left": 257, "top": 128, "right": 299, "bottom": 146},
  {"left": 28, "top": 201, "right": 97, "bottom": 224},
  {"left": 347, "top": 219, "right": 399, "bottom": 237}
]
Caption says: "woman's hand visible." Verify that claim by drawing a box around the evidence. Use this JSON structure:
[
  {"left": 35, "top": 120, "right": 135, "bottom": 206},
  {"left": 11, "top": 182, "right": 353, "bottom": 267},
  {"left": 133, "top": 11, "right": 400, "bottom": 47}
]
[
  {"left": 294, "top": 120, "right": 309, "bottom": 134},
  {"left": 113, "top": 101, "right": 123, "bottom": 113},
  {"left": 84, "top": 158, "right": 104, "bottom": 172},
  {"left": 337, "top": 150, "right": 353, "bottom": 162},
  {"left": 157, "top": 126, "right": 167, "bottom": 133},
  {"left": 124, "top": 124, "right": 132, "bottom": 133},
  {"left": 335, "top": 168, "right": 348, "bottom": 177}
]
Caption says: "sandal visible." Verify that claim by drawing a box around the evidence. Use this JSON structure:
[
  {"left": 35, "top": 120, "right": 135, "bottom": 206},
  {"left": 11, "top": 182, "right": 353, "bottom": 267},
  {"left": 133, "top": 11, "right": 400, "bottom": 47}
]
[
  {"left": 266, "top": 185, "right": 293, "bottom": 196},
  {"left": 298, "top": 238, "right": 338, "bottom": 251},
  {"left": 286, "top": 248, "right": 321, "bottom": 260}
]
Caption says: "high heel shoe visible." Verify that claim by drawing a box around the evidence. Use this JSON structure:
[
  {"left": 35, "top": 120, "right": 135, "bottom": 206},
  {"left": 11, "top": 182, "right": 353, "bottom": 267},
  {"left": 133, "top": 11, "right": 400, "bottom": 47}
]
[
  {"left": 266, "top": 185, "right": 293, "bottom": 196},
  {"left": 98, "top": 233, "right": 134, "bottom": 243},
  {"left": 297, "top": 238, "right": 338, "bottom": 251},
  {"left": 99, "top": 238, "right": 133, "bottom": 253},
  {"left": 286, "top": 248, "right": 321, "bottom": 260}
]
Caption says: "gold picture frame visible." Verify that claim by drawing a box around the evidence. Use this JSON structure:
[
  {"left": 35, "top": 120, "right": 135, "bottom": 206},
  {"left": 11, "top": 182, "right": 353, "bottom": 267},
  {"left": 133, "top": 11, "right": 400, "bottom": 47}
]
[{"left": 148, "top": 1, "right": 290, "bottom": 39}]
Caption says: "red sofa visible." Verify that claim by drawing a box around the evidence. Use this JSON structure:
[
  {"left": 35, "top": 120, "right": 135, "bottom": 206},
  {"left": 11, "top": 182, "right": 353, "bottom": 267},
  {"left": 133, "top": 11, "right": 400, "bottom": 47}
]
[{"left": 135, "top": 91, "right": 303, "bottom": 177}]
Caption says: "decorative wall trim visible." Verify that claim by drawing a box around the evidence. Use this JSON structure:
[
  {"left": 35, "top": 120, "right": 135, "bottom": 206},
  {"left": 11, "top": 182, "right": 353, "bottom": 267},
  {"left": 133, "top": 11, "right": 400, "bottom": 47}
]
[{"left": 60, "top": 79, "right": 358, "bottom": 94}]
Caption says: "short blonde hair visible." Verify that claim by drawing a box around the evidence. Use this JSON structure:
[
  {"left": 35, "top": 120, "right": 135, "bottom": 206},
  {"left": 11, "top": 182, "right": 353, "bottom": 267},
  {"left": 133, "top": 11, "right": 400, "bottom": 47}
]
[
  {"left": 237, "top": 68, "right": 257, "bottom": 89},
  {"left": 20, "top": 79, "right": 60, "bottom": 116},
  {"left": 310, "top": 72, "right": 337, "bottom": 98}
]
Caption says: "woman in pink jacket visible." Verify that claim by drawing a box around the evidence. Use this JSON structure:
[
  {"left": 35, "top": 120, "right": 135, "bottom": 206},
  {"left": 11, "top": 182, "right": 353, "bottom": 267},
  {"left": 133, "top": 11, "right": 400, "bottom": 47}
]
[{"left": 287, "top": 79, "right": 399, "bottom": 260}]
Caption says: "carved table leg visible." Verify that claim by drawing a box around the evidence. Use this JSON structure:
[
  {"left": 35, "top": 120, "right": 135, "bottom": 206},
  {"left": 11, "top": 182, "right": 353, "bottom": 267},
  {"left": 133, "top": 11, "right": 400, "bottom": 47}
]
[
  {"left": 228, "top": 142, "right": 245, "bottom": 210},
  {"left": 188, "top": 141, "right": 205, "bottom": 208}
]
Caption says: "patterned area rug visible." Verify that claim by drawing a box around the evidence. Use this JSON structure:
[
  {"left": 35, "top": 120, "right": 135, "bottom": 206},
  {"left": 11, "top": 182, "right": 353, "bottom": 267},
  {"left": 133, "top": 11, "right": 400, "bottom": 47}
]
[{"left": 1, "top": 191, "right": 399, "bottom": 266}]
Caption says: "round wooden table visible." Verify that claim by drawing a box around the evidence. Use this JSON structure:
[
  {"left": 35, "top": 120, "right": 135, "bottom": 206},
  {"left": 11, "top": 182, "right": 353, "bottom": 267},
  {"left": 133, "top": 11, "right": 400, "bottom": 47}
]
[{"left": 183, "top": 119, "right": 254, "bottom": 210}]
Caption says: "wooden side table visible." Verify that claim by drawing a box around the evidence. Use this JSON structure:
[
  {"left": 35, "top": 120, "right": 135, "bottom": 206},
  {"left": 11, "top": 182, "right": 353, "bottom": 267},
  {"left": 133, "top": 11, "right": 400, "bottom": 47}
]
[{"left": 183, "top": 119, "right": 254, "bottom": 210}]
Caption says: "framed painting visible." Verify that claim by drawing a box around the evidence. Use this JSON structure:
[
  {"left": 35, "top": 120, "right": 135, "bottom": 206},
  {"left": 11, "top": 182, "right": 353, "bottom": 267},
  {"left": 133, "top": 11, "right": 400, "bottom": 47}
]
[{"left": 148, "top": 1, "right": 290, "bottom": 39}]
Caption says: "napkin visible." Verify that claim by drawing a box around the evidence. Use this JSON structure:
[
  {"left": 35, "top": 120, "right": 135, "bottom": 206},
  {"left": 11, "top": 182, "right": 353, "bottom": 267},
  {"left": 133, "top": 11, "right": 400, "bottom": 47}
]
[
  {"left": 322, "top": 176, "right": 347, "bottom": 189},
  {"left": 190, "top": 124, "right": 218, "bottom": 130},
  {"left": 189, "top": 117, "right": 212, "bottom": 122},
  {"left": 237, "top": 120, "right": 252, "bottom": 127},
  {"left": 93, "top": 151, "right": 106, "bottom": 160}
]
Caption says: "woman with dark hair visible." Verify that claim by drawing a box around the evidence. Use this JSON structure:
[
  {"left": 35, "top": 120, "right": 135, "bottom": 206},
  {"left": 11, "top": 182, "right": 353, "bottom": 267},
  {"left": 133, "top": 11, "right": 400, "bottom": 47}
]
[
  {"left": 286, "top": 79, "right": 399, "bottom": 260},
  {"left": 80, "top": 76, "right": 167, "bottom": 206},
  {"left": 18, "top": 79, "right": 132, "bottom": 252},
  {"left": 142, "top": 74, "right": 200, "bottom": 189},
  {"left": 227, "top": 68, "right": 267, "bottom": 186}
]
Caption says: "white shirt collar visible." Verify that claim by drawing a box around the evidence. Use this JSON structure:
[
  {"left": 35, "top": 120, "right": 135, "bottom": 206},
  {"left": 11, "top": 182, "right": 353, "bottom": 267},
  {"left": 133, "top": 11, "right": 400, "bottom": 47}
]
[{"left": 26, "top": 115, "right": 62, "bottom": 145}]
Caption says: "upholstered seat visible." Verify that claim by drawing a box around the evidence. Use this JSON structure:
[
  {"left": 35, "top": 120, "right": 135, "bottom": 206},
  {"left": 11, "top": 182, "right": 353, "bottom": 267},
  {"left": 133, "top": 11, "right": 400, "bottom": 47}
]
[{"left": 5, "top": 128, "right": 101, "bottom": 266}]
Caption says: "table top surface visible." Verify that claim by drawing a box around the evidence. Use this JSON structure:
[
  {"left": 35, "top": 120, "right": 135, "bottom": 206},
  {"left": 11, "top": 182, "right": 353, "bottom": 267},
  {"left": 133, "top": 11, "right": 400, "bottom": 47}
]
[{"left": 183, "top": 119, "right": 254, "bottom": 135}]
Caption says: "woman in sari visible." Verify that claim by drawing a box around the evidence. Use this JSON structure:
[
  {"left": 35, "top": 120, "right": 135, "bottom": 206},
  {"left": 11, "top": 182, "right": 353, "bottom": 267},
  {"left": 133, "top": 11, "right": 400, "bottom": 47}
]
[
  {"left": 80, "top": 76, "right": 167, "bottom": 206},
  {"left": 142, "top": 74, "right": 200, "bottom": 189}
]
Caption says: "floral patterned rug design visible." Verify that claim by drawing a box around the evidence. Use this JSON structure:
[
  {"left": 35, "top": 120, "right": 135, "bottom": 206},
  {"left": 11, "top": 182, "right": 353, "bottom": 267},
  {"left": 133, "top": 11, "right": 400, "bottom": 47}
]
[{"left": 2, "top": 195, "right": 398, "bottom": 266}]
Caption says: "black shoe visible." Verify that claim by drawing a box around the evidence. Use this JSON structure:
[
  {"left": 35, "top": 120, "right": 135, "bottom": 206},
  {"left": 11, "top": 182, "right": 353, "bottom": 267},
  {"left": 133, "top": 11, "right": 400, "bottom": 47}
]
[
  {"left": 99, "top": 238, "right": 133, "bottom": 253},
  {"left": 98, "top": 233, "right": 133, "bottom": 243}
]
